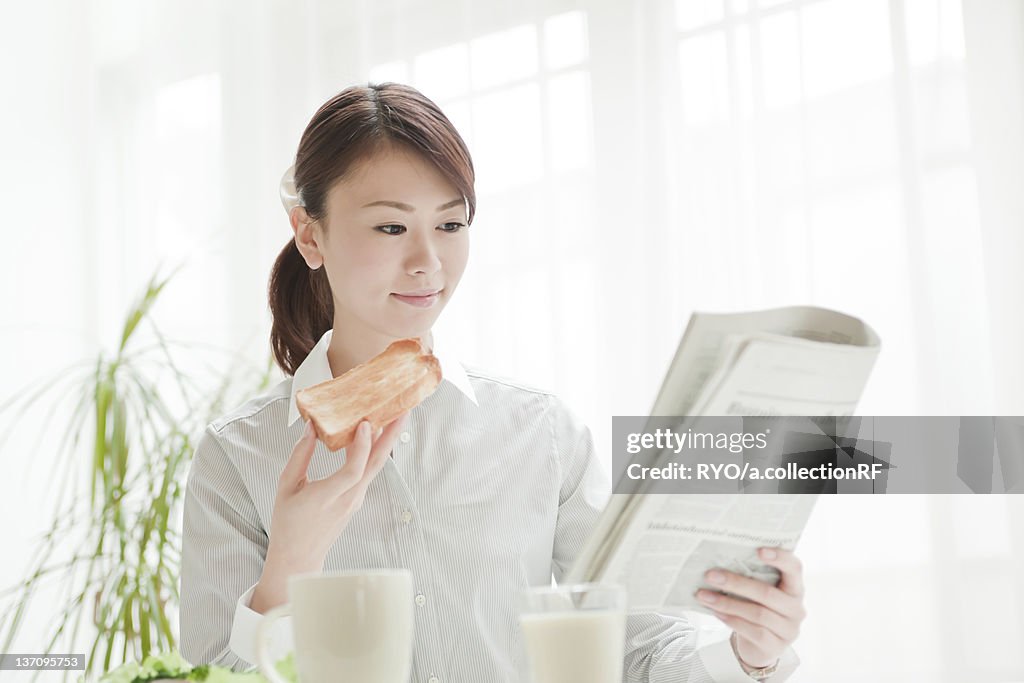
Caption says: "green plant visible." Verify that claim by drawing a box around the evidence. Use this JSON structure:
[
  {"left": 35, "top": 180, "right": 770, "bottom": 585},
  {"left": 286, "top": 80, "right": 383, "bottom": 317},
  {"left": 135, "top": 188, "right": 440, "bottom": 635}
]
[
  {"left": 0, "top": 267, "right": 276, "bottom": 681},
  {"left": 97, "top": 649, "right": 297, "bottom": 683}
]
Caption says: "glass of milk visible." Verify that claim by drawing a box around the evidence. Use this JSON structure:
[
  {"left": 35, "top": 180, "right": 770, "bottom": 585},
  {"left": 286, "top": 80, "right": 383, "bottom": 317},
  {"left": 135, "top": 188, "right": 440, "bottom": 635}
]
[{"left": 519, "top": 583, "right": 627, "bottom": 683}]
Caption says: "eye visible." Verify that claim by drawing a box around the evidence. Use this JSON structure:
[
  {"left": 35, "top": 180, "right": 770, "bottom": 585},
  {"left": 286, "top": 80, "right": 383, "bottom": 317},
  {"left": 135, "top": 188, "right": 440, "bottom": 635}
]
[
  {"left": 439, "top": 222, "right": 466, "bottom": 233},
  {"left": 375, "top": 224, "right": 406, "bottom": 235}
]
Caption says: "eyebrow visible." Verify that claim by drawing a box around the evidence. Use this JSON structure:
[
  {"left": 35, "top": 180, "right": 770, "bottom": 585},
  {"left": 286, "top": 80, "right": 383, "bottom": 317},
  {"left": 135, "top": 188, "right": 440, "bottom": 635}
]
[{"left": 361, "top": 198, "right": 465, "bottom": 213}]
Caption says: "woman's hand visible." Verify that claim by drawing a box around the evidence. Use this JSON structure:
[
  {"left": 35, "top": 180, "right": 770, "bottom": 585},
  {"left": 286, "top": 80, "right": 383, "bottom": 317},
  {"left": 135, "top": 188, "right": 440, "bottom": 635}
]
[
  {"left": 696, "top": 547, "right": 806, "bottom": 670},
  {"left": 251, "top": 414, "right": 408, "bottom": 613}
]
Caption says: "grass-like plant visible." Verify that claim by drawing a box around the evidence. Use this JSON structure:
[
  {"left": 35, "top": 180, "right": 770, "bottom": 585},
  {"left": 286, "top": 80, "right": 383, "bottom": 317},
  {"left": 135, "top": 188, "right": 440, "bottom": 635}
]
[{"left": 0, "top": 267, "right": 275, "bottom": 681}]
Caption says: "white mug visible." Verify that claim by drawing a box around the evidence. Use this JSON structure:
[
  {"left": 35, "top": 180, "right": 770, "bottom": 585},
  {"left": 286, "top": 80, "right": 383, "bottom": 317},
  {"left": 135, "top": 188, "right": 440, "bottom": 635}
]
[{"left": 255, "top": 569, "right": 414, "bottom": 683}]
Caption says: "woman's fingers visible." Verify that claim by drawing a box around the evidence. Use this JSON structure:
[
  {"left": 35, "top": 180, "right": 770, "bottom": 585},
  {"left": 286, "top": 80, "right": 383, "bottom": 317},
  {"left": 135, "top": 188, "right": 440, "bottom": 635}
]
[
  {"left": 322, "top": 413, "right": 410, "bottom": 495},
  {"left": 357, "top": 414, "right": 408, "bottom": 482},
  {"left": 320, "top": 421, "right": 374, "bottom": 491},
  {"left": 697, "top": 590, "right": 799, "bottom": 641},
  {"left": 279, "top": 420, "right": 319, "bottom": 491},
  {"left": 757, "top": 547, "right": 805, "bottom": 598},
  {"left": 697, "top": 548, "right": 809, "bottom": 669},
  {"left": 711, "top": 611, "right": 789, "bottom": 655},
  {"left": 323, "top": 413, "right": 409, "bottom": 516},
  {"left": 699, "top": 568, "right": 803, "bottom": 620}
]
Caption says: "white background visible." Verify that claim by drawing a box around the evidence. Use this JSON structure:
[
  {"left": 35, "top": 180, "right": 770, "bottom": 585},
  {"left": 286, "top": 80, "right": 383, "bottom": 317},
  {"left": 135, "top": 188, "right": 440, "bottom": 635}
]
[{"left": 1, "top": 0, "right": 1023, "bottom": 681}]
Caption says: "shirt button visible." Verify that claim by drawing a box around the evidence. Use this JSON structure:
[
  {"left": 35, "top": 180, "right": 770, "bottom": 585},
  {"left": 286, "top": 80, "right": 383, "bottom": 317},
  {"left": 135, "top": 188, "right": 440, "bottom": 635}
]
[
  {"left": 400, "top": 509, "right": 413, "bottom": 524},
  {"left": 415, "top": 593, "right": 427, "bottom": 607},
  {"left": 399, "top": 431, "right": 411, "bottom": 444},
  {"left": 428, "top": 676, "right": 439, "bottom": 683}
]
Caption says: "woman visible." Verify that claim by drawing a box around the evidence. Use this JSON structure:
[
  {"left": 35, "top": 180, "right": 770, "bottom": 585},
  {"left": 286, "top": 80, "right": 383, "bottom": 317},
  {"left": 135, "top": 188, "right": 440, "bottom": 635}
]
[{"left": 180, "top": 82, "right": 806, "bottom": 682}]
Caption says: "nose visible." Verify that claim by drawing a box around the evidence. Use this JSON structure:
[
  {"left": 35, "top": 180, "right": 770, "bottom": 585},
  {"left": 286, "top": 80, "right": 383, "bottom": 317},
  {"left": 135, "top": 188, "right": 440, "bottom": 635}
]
[{"left": 405, "top": 228, "right": 442, "bottom": 276}]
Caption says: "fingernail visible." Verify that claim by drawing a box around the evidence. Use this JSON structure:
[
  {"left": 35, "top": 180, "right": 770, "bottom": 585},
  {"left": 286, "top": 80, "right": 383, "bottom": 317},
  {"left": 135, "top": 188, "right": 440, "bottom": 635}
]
[
  {"left": 304, "top": 420, "right": 314, "bottom": 438},
  {"left": 698, "top": 590, "right": 718, "bottom": 603},
  {"left": 760, "top": 548, "right": 777, "bottom": 560},
  {"left": 706, "top": 571, "right": 726, "bottom": 585},
  {"left": 359, "top": 421, "right": 370, "bottom": 436}
]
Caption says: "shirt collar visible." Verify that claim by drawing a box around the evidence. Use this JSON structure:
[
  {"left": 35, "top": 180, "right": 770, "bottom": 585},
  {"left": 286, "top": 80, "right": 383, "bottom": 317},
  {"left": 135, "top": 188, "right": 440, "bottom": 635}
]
[{"left": 286, "top": 329, "right": 478, "bottom": 427}]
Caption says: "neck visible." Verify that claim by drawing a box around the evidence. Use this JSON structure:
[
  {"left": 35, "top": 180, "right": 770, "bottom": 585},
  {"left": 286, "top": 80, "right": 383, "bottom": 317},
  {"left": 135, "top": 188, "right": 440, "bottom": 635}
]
[{"left": 326, "top": 326, "right": 433, "bottom": 378}]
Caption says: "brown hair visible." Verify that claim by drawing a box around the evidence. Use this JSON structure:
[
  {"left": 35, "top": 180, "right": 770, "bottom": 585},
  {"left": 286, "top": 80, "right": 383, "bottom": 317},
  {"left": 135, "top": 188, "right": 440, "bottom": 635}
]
[{"left": 268, "top": 82, "right": 476, "bottom": 376}]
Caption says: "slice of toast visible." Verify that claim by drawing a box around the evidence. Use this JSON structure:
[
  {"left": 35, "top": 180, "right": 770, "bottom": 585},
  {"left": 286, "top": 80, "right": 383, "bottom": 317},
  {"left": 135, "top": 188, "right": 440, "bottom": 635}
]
[{"left": 295, "top": 338, "right": 442, "bottom": 451}]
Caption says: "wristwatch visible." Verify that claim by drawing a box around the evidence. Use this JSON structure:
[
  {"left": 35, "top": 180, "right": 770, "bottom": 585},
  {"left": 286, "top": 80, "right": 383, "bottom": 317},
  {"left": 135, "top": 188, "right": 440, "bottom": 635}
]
[
  {"left": 730, "top": 633, "right": 780, "bottom": 681},
  {"left": 742, "top": 660, "right": 778, "bottom": 681}
]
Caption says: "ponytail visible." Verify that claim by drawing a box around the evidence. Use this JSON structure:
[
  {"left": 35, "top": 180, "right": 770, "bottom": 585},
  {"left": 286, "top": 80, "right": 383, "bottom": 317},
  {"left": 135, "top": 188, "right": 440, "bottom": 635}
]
[{"left": 268, "top": 239, "right": 333, "bottom": 376}]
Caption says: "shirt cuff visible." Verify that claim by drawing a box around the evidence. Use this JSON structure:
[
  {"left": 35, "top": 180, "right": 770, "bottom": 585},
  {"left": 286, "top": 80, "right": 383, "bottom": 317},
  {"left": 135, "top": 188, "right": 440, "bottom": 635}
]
[
  {"left": 228, "top": 582, "right": 294, "bottom": 670},
  {"left": 696, "top": 628, "right": 800, "bottom": 682}
]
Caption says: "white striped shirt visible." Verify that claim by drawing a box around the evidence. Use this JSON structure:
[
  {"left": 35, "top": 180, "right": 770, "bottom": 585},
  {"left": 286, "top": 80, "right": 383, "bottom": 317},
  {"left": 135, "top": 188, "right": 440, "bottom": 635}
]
[{"left": 180, "top": 329, "right": 797, "bottom": 682}]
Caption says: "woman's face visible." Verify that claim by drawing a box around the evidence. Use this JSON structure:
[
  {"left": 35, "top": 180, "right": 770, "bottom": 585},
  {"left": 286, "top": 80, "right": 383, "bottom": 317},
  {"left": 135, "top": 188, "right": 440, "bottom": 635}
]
[{"left": 293, "top": 143, "right": 470, "bottom": 345}]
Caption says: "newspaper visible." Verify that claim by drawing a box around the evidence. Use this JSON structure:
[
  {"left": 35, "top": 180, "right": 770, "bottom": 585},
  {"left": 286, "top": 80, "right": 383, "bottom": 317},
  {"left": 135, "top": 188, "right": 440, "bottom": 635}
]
[{"left": 565, "top": 306, "right": 880, "bottom": 613}]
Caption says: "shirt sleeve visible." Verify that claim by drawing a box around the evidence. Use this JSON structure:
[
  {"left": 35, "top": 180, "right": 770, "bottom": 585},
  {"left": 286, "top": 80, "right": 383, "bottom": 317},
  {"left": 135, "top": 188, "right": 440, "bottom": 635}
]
[
  {"left": 546, "top": 396, "right": 800, "bottom": 682},
  {"left": 179, "top": 424, "right": 270, "bottom": 671}
]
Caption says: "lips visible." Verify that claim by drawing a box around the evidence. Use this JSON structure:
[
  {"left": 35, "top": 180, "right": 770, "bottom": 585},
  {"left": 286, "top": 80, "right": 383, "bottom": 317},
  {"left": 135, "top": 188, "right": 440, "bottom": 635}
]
[{"left": 391, "top": 289, "right": 442, "bottom": 308}]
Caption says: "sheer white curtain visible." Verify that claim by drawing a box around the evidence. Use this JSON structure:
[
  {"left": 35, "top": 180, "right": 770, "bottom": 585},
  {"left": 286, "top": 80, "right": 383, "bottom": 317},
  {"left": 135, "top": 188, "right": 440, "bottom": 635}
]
[{"left": 1, "top": 0, "right": 1022, "bottom": 680}]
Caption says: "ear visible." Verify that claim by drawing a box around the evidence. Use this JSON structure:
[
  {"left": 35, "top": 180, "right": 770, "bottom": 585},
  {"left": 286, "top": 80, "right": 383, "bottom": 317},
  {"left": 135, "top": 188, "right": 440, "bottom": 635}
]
[{"left": 290, "top": 206, "right": 324, "bottom": 270}]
